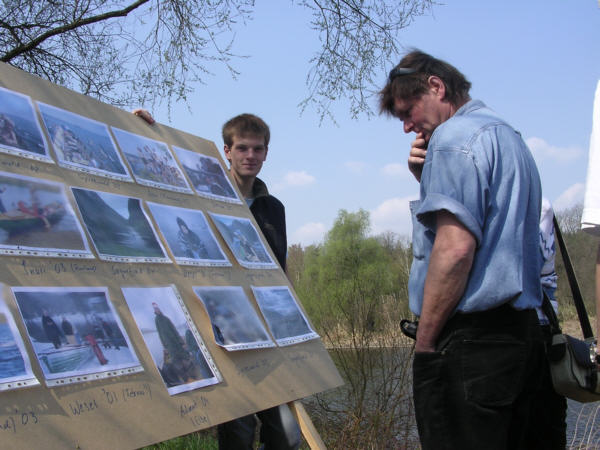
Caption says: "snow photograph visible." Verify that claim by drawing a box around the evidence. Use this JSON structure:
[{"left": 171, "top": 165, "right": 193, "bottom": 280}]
[
  {"left": 11, "top": 286, "right": 142, "bottom": 386},
  {"left": 192, "top": 286, "right": 274, "bottom": 351}
]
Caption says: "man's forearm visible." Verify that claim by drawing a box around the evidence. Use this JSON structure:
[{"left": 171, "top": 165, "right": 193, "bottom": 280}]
[{"left": 415, "top": 211, "right": 476, "bottom": 352}]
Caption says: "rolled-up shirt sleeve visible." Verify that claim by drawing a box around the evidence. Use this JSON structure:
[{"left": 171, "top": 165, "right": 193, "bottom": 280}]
[{"left": 416, "top": 148, "right": 488, "bottom": 246}]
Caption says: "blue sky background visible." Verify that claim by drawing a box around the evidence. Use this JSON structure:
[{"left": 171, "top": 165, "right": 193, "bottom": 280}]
[{"left": 150, "top": 1, "right": 600, "bottom": 246}]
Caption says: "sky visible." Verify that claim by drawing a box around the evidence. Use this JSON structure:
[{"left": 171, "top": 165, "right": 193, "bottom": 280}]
[{"left": 150, "top": 0, "right": 600, "bottom": 247}]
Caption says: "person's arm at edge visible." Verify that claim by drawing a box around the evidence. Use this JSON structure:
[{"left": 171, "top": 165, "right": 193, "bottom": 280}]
[
  {"left": 415, "top": 209, "right": 476, "bottom": 353},
  {"left": 596, "top": 243, "right": 600, "bottom": 362},
  {"left": 132, "top": 108, "right": 155, "bottom": 124}
]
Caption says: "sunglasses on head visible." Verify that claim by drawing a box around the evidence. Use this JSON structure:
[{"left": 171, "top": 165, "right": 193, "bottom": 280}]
[{"left": 388, "top": 67, "right": 417, "bottom": 82}]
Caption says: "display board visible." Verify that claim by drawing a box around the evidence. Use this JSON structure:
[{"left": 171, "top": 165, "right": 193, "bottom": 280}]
[{"left": 0, "top": 61, "right": 343, "bottom": 449}]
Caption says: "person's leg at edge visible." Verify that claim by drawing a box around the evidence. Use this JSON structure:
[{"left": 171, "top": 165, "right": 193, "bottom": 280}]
[{"left": 257, "top": 405, "right": 301, "bottom": 450}]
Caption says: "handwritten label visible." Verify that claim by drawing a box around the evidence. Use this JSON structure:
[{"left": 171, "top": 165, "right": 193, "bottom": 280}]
[
  {"left": 245, "top": 272, "right": 268, "bottom": 283},
  {"left": 69, "top": 398, "right": 100, "bottom": 416},
  {"left": 211, "top": 202, "right": 234, "bottom": 211},
  {"left": 111, "top": 265, "right": 158, "bottom": 280},
  {"left": 100, "top": 383, "right": 152, "bottom": 406},
  {"left": 21, "top": 259, "right": 47, "bottom": 276},
  {"left": 183, "top": 269, "right": 229, "bottom": 281},
  {"left": 77, "top": 173, "right": 111, "bottom": 187},
  {"left": 180, "top": 396, "right": 210, "bottom": 427},
  {"left": 1, "top": 160, "right": 21, "bottom": 170},
  {"left": 289, "top": 353, "right": 309, "bottom": 366},
  {"left": 0, "top": 409, "right": 39, "bottom": 434},
  {"left": 53, "top": 261, "right": 98, "bottom": 274},
  {"left": 238, "top": 358, "right": 271, "bottom": 375}
]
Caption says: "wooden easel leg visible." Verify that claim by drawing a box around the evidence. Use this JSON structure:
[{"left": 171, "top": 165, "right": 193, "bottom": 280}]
[{"left": 288, "top": 401, "right": 327, "bottom": 450}]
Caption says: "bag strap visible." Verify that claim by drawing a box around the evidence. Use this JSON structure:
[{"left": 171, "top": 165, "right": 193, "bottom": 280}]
[
  {"left": 541, "top": 289, "right": 561, "bottom": 335},
  {"left": 552, "top": 215, "right": 594, "bottom": 339}
]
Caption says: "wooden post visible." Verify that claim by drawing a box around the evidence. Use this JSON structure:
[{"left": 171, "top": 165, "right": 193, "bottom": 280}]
[{"left": 288, "top": 401, "right": 327, "bottom": 450}]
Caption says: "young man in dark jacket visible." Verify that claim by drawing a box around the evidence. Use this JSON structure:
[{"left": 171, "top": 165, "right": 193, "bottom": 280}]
[{"left": 218, "top": 113, "right": 300, "bottom": 450}]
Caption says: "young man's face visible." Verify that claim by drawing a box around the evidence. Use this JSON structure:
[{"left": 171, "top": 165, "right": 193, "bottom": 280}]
[{"left": 224, "top": 133, "right": 268, "bottom": 179}]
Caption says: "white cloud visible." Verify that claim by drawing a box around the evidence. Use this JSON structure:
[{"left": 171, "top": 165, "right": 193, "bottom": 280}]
[
  {"left": 553, "top": 183, "right": 585, "bottom": 211},
  {"left": 381, "top": 163, "right": 409, "bottom": 178},
  {"left": 370, "top": 195, "right": 418, "bottom": 238},
  {"left": 290, "top": 222, "right": 327, "bottom": 247},
  {"left": 273, "top": 171, "right": 316, "bottom": 190},
  {"left": 526, "top": 137, "right": 582, "bottom": 162},
  {"left": 344, "top": 161, "right": 367, "bottom": 174}
]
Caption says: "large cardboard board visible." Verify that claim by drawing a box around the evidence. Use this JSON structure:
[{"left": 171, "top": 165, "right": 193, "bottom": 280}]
[{"left": 0, "top": 61, "right": 343, "bottom": 449}]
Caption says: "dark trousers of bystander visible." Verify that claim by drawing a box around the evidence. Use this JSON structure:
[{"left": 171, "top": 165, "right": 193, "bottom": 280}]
[
  {"left": 218, "top": 404, "right": 301, "bottom": 450},
  {"left": 412, "top": 303, "right": 546, "bottom": 450},
  {"left": 525, "top": 324, "right": 567, "bottom": 450}
]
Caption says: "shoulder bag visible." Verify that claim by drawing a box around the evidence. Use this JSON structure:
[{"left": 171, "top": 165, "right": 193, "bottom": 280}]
[{"left": 544, "top": 215, "right": 600, "bottom": 402}]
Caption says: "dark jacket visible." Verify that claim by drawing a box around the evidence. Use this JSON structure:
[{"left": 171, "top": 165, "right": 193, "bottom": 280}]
[{"left": 249, "top": 177, "right": 287, "bottom": 270}]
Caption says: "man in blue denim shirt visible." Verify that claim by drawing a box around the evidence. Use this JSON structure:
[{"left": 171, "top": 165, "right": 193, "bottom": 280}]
[{"left": 379, "top": 50, "right": 545, "bottom": 449}]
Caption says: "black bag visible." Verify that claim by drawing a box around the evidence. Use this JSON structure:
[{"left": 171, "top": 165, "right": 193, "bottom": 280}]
[{"left": 544, "top": 216, "right": 600, "bottom": 403}]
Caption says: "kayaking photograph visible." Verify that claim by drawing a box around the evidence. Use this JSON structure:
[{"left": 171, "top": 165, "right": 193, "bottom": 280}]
[
  {"left": 11, "top": 286, "right": 142, "bottom": 386},
  {"left": 209, "top": 213, "right": 277, "bottom": 269},
  {"left": 0, "top": 87, "right": 50, "bottom": 161},
  {"left": 37, "top": 102, "right": 132, "bottom": 181},
  {"left": 71, "top": 187, "right": 169, "bottom": 263},
  {"left": 0, "top": 286, "right": 39, "bottom": 391},
  {"left": 0, "top": 172, "right": 92, "bottom": 258},
  {"left": 147, "top": 202, "right": 230, "bottom": 267},
  {"left": 193, "top": 286, "right": 275, "bottom": 351},
  {"left": 251, "top": 286, "right": 319, "bottom": 347},
  {"left": 111, "top": 128, "right": 192, "bottom": 194},
  {"left": 173, "top": 146, "right": 240, "bottom": 203},
  {"left": 121, "top": 285, "right": 221, "bottom": 395}
]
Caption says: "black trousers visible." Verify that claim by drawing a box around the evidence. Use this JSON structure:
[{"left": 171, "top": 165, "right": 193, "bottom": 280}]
[
  {"left": 217, "top": 404, "right": 301, "bottom": 450},
  {"left": 412, "top": 304, "right": 546, "bottom": 450}
]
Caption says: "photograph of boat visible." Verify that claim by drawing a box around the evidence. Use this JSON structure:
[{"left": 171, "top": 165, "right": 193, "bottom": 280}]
[
  {"left": 12, "top": 286, "right": 142, "bottom": 385},
  {"left": 0, "top": 172, "right": 92, "bottom": 258},
  {"left": 37, "top": 102, "right": 131, "bottom": 181},
  {"left": 173, "top": 146, "right": 240, "bottom": 203},
  {"left": 71, "top": 187, "right": 169, "bottom": 262},
  {"left": 0, "top": 87, "right": 50, "bottom": 161},
  {"left": 111, "top": 128, "right": 191, "bottom": 193},
  {"left": 0, "top": 289, "right": 39, "bottom": 391}
]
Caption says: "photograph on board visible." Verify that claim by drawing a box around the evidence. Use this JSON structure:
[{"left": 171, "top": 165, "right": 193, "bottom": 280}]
[
  {"left": 0, "top": 172, "right": 93, "bottom": 258},
  {"left": 37, "top": 102, "right": 131, "bottom": 181},
  {"left": 11, "top": 287, "right": 142, "bottom": 386},
  {"left": 0, "top": 87, "right": 51, "bottom": 161},
  {"left": 0, "top": 285, "right": 39, "bottom": 391},
  {"left": 251, "top": 286, "right": 319, "bottom": 346},
  {"left": 71, "top": 187, "right": 169, "bottom": 263},
  {"left": 173, "top": 146, "right": 240, "bottom": 203},
  {"left": 111, "top": 128, "right": 191, "bottom": 193},
  {"left": 147, "top": 202, "right": 230, "bottom": 267},
  {"left": 192, "top": 286, "right": 274, "bottom": 351},
  {"left": 121, "top": 285, "right": 220, "bottom": 395},
  {"left": 208, "top": 213, "right": 277, "bottom": 269}
]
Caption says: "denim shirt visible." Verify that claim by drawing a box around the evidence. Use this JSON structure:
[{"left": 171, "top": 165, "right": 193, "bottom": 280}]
[{"left": 408, "top": 100, "right": 543, "bottom": 316}]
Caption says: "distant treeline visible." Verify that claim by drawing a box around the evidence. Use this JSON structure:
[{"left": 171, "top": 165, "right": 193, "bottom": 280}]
[{"left": 287, "top": 204, "right": 598, "bottom": 330}]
